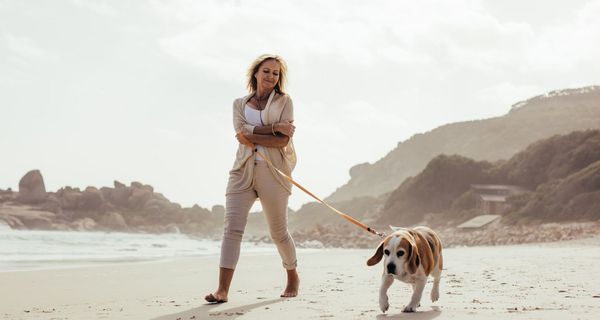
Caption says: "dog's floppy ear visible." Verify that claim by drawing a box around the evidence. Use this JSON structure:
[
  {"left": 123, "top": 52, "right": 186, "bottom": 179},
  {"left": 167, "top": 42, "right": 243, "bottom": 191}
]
[
  {"left": 367, "top": 237, "right": 388, "bottom": 266},
  {"left": 405, "top": 237, "right": 420, "bottom": 274}
]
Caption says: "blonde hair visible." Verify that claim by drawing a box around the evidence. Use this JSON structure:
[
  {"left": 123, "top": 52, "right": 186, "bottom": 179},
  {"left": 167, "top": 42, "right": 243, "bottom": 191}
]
[{"left": 246, "top": 54, "right": 288, "bottom": 94}]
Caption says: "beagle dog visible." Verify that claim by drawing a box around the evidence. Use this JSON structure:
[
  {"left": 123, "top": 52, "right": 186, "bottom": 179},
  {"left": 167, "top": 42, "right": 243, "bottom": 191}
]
[{"left": 367, "top": 226, "right": 443, "bottom": 313}]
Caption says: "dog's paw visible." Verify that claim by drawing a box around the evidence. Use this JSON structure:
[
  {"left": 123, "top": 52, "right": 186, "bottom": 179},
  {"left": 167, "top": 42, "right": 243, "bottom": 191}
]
[
  {"left": 379, "top": 297, "right": 390, "bottom": 313},
  {"left": 402, "top": 304, "right": 419, "bottom": 313},
  {"left": 431, "top": 287, "right": 439, "bottom": 302}
]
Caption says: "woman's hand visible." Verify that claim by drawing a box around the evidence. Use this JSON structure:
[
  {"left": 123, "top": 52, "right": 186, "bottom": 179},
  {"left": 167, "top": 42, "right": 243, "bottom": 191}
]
[
  {"left": 236, "top": 132, "right": 255, "bottom": 147},
  {"left": 276, "top": 120, "right": 295, "bottom": 137}
]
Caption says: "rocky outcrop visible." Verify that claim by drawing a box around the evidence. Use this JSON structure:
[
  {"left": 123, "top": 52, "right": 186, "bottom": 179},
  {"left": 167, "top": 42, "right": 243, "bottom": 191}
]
[
  {"left": 79, "top": 187, "right": 105, "bottom": 211},
  {"left": 1, "top": 215, "right": 25, "bottom": 229},
  {"left": 128, "top": 183, "right": 153, "bottom": 209},
  {"left": 0, "top": 188, "right": 16, "bottom": 203},
  {"left": 249, "top": 221, "right": 600, "bottom": 249},
  {"left": 98, "top": 212, "right": 129, "bottom": 231},
  {"left": 17, "top": 170, "right": 46, "bottom": 203},
  {"left": 1, "top": 171, "right": 219, "bottom": 236},
  {"left": 39, "top": 194, "right": 62, "bottom": 214},
  {"left": 0, "top": 204, "right": 55, "bottom": 230},
  {"left": 57, "top": 187, "right": 82, "bottom": 210},
  {"left": 111, "top": 180, "right": 131, "bottom": 206},
  {"left": 211, "top": 204, "right": 225, "bottom": 215}
]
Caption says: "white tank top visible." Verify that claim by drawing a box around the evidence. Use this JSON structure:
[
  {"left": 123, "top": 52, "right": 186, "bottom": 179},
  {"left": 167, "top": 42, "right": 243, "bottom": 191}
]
[{"left": 244, "top": 104, "right": 266, "bottom": 161}]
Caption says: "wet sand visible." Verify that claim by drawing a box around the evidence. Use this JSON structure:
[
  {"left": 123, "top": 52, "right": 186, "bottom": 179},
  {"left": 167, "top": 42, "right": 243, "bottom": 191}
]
[{"left": 1, "top": 237, "right": 599, "bottom": 319}]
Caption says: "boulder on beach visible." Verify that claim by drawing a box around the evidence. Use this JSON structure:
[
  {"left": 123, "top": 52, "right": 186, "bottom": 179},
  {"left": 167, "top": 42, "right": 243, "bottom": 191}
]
[
  {"left": 128, "top": 188, "right": 153, "bottom": 209},
  {"left": 112, "top": 180, "right": 131, "bottom": 206},
  {"left": 13, "top": 209, "right": 56, "bottom": 229},
  {"left": 0, "top": 188, "right": 17, "bottom": 203},
  {"left": 17, "top": 170, "right": 46, "bottom": 203},
  {"left": 211, "top": 204, "right": 225, "bottom": 215},
  {"left": 131, "top": 181, "right": 153, "bottom": 193},
  {"left": 143, "top": 198, "right": 172, "bottom": 214},
  {"left": 127, "top": 182, "right": 155, "bottom": 209},
  {"left": 59, "top": 187, "right": 82, "bottom": 210},
  {"left": 98, "top": 211, "right": 129, "bottom": 231},
  {"left": 39, "top": 194, "right": 62, "bottom": 213},
  {"left": 99, "top": 187, "right": 113, "bottom": 202},
  {"left": 79, "top": 187, "right": 105, "bottom": 211}
]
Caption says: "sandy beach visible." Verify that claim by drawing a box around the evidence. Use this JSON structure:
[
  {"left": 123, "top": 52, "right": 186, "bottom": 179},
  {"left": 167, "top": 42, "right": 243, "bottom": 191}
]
[{"left": 2, "top": 237, "right": 600, "bottom": 320}]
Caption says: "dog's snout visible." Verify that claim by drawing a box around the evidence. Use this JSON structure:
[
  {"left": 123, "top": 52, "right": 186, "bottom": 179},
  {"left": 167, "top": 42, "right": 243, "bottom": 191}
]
[{"left": 386, "top": 262, "right": 396, "bottom": 274}]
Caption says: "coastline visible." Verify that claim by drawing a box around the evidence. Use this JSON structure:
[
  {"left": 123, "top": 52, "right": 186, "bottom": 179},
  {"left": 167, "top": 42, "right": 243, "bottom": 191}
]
[
  {"left": 0, "top": 229, "right": 292, "bottom": 273},
  {"left": 2, "top": 236, "right": 600, "bottom": 320}
]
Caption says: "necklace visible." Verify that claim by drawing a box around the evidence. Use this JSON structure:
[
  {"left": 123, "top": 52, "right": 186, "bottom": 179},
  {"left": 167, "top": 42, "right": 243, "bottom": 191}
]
[
  {"left": 252, "top": 92, "right": 268, "bottom": 126},
  {"left": 253, "top": 91, "right": 269, "bottom": 110}
]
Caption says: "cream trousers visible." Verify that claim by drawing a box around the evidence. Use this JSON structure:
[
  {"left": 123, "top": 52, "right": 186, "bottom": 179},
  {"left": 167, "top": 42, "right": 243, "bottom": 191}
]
[{"left": 220, "top": 161, "right": 297, "bottom": 270}]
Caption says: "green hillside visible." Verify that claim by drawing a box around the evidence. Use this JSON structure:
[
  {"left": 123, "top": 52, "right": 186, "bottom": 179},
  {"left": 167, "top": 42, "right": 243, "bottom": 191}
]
[{"left": 380, "top": 130, "right": 600, "bottom": 226}]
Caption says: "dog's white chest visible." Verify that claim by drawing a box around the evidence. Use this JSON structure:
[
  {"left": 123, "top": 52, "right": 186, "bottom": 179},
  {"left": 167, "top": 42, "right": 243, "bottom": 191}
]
[{"left": 396, "top": 272, "right": 418, "bottom": 284}]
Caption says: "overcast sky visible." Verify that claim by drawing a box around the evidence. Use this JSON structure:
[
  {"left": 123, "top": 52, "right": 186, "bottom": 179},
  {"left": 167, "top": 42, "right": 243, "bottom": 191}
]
[{"left": 1, "top": 0, "right": 599, "bottom": 211}]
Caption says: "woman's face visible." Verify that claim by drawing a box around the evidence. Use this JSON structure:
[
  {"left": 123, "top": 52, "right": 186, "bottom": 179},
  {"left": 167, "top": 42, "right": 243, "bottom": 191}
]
[{"left": 255, "top": 59, "right": 280, "bottom": 92}]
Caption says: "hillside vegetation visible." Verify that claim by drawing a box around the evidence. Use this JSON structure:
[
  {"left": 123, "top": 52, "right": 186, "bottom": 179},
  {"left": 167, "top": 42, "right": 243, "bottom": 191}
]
[{"left": 380, "top": 130, "right": 600, "bottom": 226}]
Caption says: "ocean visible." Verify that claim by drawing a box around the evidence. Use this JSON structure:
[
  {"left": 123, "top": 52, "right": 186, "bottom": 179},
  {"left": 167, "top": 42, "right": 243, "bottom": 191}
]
[{"left": 0, "top": 227, "right": 283, "bottom": 272}]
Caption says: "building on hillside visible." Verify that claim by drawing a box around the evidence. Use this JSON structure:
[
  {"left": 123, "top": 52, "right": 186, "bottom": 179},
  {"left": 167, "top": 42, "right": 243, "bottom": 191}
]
[
  {"left": 457, "top": 184, "right": 528, "bottom": 230},
  {"left": 470, "top": 184, "right": 527, "bottom": 215}
]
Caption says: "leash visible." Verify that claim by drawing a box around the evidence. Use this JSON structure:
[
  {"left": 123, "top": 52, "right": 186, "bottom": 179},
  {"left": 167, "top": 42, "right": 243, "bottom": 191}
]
[{"left": 238, "top": 133, "right": 386, "bottom": 238}]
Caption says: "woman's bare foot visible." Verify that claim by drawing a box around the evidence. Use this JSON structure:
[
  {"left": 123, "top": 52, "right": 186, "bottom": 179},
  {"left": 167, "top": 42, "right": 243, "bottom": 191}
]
[
  {"left": 205, "top": 291, "right": 228, "bottom": 303},
  {"left": 280, "top": 269, "right": 300, "bottom": 298},
  {"left": 205, "top": 267, "right": 234, "bottom": 303}
]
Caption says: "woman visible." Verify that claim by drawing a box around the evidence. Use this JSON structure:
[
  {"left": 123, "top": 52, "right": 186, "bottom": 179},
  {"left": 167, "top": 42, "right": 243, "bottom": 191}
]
[{"left": 205, "top": 54, "right": 299, "bottom": 303}]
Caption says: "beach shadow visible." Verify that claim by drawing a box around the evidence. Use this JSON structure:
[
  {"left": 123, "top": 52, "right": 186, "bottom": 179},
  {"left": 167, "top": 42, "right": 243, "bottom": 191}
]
[
  {"left": 151, "top": 298, "right": 284, "bottom": 320},
  {"left": 376, "top": 306, "right": 441, "bottom": 320}
]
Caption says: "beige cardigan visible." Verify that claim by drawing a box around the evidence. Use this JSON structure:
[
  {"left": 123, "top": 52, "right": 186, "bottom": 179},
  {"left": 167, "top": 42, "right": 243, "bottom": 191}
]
[{"left": 226, "top": 90, "right": 297, "bottom": 195}]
